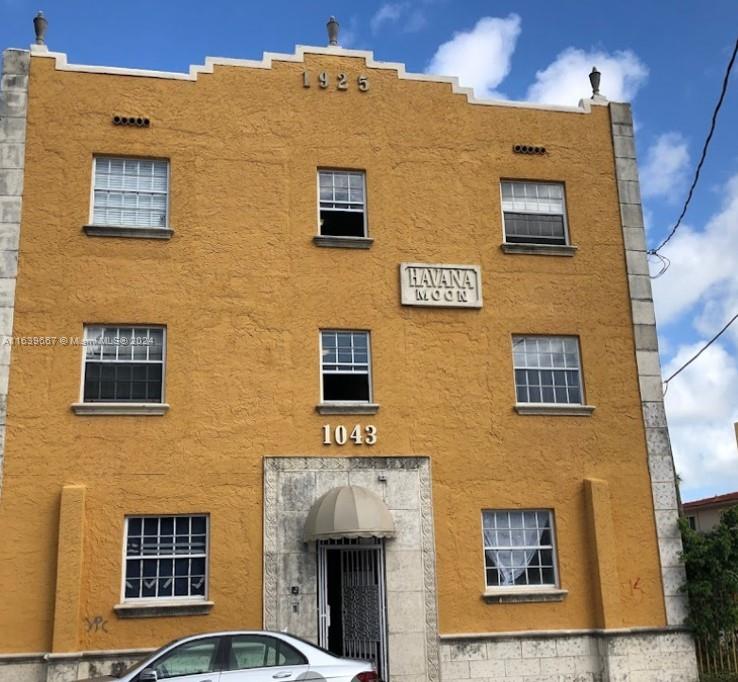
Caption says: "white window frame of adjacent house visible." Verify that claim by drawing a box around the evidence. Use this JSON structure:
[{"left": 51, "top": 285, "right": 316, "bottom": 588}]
[
  {"left": 481, "top": 509, "right": 559, "bottom": 590},
  {"left": 319, "top": 330, "right": 373, "bottom": 404},
  {"left": 317, "top": 169, "right": 368, "bottom": 237},
  {"left": 79, "top": 325, "right": 166, "bottom": 404},
  {"left": 121, "top": 514, "right": 209, "bottom": 603},
  {"left": 499, "top": 180, "right": 569, "bottom": 246},
  {"left": 512, "top": 335, "right": 585, "bottom": 406},
  {"left": 89, "top": 156, "right": 170, "bottom": 229}
]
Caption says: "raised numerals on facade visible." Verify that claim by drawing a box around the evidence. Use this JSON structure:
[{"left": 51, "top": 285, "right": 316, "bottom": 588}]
[
  {"left": 303, "top": 71, "right": 369, "bottom": 91},
  {"left": 322, "top": 424, "right": 377, "bottom": 446}
]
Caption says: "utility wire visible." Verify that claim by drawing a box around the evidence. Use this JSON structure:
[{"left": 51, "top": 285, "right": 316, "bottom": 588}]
[
  {"left": 648, "top": 36, "right": 738, "bottom": 258},
  {"left": 662, "top": 311, "right": 738, "bottom": 392}
]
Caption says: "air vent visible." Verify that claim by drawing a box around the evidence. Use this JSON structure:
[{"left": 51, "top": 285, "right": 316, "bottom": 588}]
[
  {"left": 112, "top": 115, "right": 150, "bottom": 128},
  {"left": 513, "top": 144, "right": 546, "bottom": 155}
]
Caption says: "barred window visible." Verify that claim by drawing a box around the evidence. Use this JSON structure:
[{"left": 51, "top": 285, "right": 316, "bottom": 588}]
[
  {"left": 319, "top": 170, "right": 366, "bottom": 237},
  {"left": 512, "top": 336, "right": 583, "bottom": 405},
  {"left": 92, "top": 157, "right": 169, "bottom": 228},
  {"left": 320, "top": 330, "right": 371, "bottom": 402},
  {"left": 501, "top": 181, "right": 567, "bottom": 245},
  {"left": 483, "top": 510, "right": 557, "bottom": 588},
  {"left": 83, "top": 326, "right": 165, "bottom": 403},
  {"left": 124, "top": 515, "right": 208, "bottom": 600}
]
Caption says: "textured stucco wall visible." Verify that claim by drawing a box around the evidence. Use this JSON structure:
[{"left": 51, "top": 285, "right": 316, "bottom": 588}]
[{"left": 0, "top": 49, "right": 668, "bottom": 654}]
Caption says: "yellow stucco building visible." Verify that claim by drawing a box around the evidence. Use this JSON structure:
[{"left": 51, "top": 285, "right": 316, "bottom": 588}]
[{"left": 0, "top": 15, "right": 697, "bottom": 682}]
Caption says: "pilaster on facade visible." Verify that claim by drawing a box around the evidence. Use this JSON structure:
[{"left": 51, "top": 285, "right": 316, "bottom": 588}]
[
  {"left": 0, "top": 48, "right": 29, "bottom": 497},
  {"left": 609, "top": 101, "right": 690, "bottom": 628}
]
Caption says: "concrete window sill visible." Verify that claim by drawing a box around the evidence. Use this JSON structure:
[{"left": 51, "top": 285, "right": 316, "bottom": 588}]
[
  {"left": 514, "top": 403, "right": 595, "bottom": 416},
  {"left": 71, "top": 403, "right": 170, "bottom": 416},
  {"left": 500, "top": 242, "right": 577, "bottom": 257},
  {"left": 482, "top": 588, "right": 568, "bottom": 604},
  {"left": 313, "top": 235, "right": 374, "bottom": 249},
  {"left": 114, "top": 600, "right": 214, "bottom": 618},
  {"left": 316, "top": 402, "right": 380, "bottom": 415},
  {"left": 84, "top": 224, "right": 174, "bottom": 240}
]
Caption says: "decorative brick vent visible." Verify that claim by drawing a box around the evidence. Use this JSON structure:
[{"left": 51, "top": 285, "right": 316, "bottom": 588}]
[
  {"left": 112, "top": 115, "right": 150, "bottom": 127},
  {"left": 512, "top": 144, "right": 546, "bottom": 155}
]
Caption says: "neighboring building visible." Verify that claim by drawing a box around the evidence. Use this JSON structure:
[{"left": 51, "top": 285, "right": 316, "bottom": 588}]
[
  {"left": 684, "top": 491, "right": 738, "bottom": 532},
  {"left": 0, "top": 15, "right": 697, "bottom": 682}
]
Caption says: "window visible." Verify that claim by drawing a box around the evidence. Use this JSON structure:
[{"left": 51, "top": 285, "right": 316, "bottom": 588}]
[
  {"left": 228, "top": 635, "right": 307, "bottom": 671},
  {"left": 320, "top": 331, "right": 371, "bottom": 402},
  {"left": 92, "top": 157, "right": 169, "bottom": 228},
  {"left": 512, "top": 336, "right": 583, "bottom": 405},
  {"left": 124, "top": 515, "right": 207, "bottom": 600},
  {"left": 151, "top": 637, "right": 220, "bottom": 679},
  {"left": 82, "top": 326, "right": 165, "bottom": 403},
  {"left": 501, "top": 181, "right": 567, "bottom": 245},
  {"left": 318, "top": 170, "right": 366, "bottom": 237},
  {"left": 687, "top": 516, "right": 696, "bottom": 531},
  {"left": 483, "top": 510, "right": 557, "bottom": 588}
]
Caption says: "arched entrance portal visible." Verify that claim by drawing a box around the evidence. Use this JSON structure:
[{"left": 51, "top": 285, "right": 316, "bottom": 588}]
[{"left": 305, "top": 486, "right": 395, "bottom": 680}]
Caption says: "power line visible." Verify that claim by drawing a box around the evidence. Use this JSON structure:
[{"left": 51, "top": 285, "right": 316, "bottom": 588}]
[
  {"left": 663, "top": 311, "right": 738, "bottom": 392},
  {"left": 648, "top": 36, "right": 738, "bottom": 258}
]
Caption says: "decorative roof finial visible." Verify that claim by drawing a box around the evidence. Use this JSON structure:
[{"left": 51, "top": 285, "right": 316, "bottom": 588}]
[
  {"left": 33, "top": 11, "right": 48, "bottom": 45},
  {"left": 589, "top": 66, "right": 601, "bottom": 98},
  {"left": 327, "top": 16, "right": 339, "bottom": 46}
]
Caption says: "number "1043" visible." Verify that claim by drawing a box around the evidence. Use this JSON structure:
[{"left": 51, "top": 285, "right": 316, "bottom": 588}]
[{"left": 322, "top": 424, "right": 377, "bottom": 446}]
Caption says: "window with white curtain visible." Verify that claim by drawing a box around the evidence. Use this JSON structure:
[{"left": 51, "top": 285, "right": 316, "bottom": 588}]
[
  {"left": 124, "top": 515, "right": 208, "bottom": 601},
  {"left": 501, "top": 181, "right": 568, "bottom": 245},
  {"left": 482, "top": 510, "right": 557, "bottom": 588},
  {"left": 92, "top": 157, "right": 169, "bottom": 228}
]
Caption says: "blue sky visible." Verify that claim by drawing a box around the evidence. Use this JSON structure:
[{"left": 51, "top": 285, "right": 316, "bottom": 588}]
[{"left": 2, "top": 1, "right": 737, "bottom": 500}]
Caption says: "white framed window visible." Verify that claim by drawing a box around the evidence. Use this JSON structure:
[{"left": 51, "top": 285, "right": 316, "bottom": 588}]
[
  {"left": 320, "top": 330, "right": 371, "bottom": 403},
  {"left": 512, "top": 335, "right": 583, "bottom": 405},
  {"left": 91, "top": 157, "right": 169, "bottom": 228},
  {"left": 318, "top": 169, "right": 367, "bottom": 237},
  {"left": 82, "top": 325, "right": 165, "bottom": 403},
  {"left": 482, "top": 510, "right": 557, "bottom": 588},
  {"left": 123, "top": 515, "right": 208, "bottom": 601},
  {"left": 501, "top": 181, "right": 568, "bottom": 245}
]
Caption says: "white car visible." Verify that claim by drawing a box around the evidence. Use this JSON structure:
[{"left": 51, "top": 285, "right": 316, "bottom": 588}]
[{"left": 83, "top": 631, "right": 378, "bottom": 682}]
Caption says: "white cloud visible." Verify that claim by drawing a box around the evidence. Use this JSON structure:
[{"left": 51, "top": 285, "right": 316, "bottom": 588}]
[
  {"left": 371, "top": 3, "right": 404, "bottom": 33},
  {"left": 640, "top": 132, "right": 690, "bottom": 200},
  {"left": 650, "top": 172, "right": 738, "bottom": 498},
  {"left": 663, "top": 342, "right": 738, "bottom": 498},
  {"left": 425, "top": 15, "right": 521, "bottom": 99},
  {"left": 651, "top": 174, "right": 738, "bottom": 326},
  {"left": 526, "top": 47, "right": 648, "bottom": 106},
  {"left": 370, "top": 3, "right": 426, "bottom": 34}
]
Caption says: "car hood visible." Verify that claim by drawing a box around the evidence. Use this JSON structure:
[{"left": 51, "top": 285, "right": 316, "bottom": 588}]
[{"left": 76, "top": 677, "right": 117, "bottom": 682}]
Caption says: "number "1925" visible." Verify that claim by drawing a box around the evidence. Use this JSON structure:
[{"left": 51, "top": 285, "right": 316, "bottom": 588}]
[
  {"left": 322, "top": 424, "right": 377, "bottom": 446},
  {"left": 303, "top": 71, "right": 369, "bottom": 91}
]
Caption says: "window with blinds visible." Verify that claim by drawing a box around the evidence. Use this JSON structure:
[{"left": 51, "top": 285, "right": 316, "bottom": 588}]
[
  {"left": 501, "top": 181, "right": 568, "bottom": 245},
  {"left": 92, "top": 157, "right": 169, "bottom": 228},
  {"left": 82, "top": 325, "right": 165, "bottom": 403}
]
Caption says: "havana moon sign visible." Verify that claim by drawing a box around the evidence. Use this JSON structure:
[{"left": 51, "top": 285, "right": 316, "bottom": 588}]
[{"left": 400, "top": 263, "right": 483, "bottom": 308}]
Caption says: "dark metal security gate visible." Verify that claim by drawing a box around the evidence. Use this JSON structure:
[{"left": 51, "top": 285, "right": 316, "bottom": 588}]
[{"left": 318, "top": 538, "right": 388, "bottom": 680}]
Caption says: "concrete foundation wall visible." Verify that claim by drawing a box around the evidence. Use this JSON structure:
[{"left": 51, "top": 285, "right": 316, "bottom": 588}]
[
  {"left": 441, "top": 629, "right": 698, "bottom": 682},
  {"left": 0, "top": 651, "right": 145, "bottom": 682}
]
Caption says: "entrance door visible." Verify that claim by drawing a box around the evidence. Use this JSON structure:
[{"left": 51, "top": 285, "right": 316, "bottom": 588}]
[{"left": 317, "top": 538, "right": 388, "bottom": 680}]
